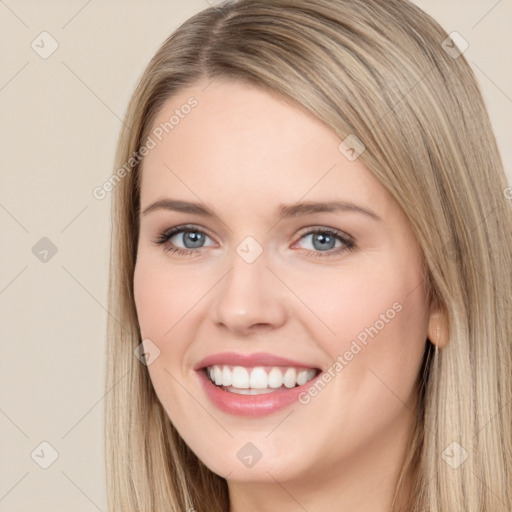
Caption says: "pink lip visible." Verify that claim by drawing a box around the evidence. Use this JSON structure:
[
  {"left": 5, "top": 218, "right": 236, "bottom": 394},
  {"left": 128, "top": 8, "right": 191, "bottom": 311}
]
[
  {"left": 196, "top": 367, "right": 323, "bottom": 417},
  {"left": 193, "top": 351, "right": 320, "bottom": 370}
]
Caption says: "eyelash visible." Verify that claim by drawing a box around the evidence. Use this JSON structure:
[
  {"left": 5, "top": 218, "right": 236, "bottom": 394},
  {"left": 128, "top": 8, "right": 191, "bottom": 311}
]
[{"left": 152, "top": 224, "right": 356, "bottom": 258}]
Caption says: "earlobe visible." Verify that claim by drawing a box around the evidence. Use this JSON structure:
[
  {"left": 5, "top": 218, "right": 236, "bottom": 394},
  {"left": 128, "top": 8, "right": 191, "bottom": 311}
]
[{"left": 427, "top": 308, "right": 449, "bottom": 348}]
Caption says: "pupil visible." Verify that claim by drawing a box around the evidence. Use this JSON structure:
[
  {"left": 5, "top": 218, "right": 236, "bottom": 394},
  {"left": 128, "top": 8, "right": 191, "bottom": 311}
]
[
  {"left": 185, "top": 231, "right": 204, "bottom": 248},
  {"left": 313, "top": 233, "right": 334, "bottom": 251}
]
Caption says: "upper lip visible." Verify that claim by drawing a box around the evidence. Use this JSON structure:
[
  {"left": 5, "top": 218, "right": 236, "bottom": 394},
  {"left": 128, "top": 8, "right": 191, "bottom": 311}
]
[{"left": 194, "top": 352, "right": 321, "bottom": 371}]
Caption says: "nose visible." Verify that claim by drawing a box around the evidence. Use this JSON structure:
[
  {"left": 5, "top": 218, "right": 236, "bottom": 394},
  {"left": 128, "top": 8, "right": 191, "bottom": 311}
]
[{"left": 210, "top": 249, "right": 288, "bottom": 335}]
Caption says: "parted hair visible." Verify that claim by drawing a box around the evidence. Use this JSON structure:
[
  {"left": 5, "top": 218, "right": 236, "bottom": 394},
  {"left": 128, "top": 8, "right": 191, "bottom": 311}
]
[{"left": 105, "top": 1, "right": 512, "bottom": 510}]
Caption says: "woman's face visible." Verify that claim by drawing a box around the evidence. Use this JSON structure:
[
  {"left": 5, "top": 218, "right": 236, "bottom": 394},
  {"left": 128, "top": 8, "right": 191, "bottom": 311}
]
[{"left": 134, "top": 78, "right": 431, "bottom": 489}]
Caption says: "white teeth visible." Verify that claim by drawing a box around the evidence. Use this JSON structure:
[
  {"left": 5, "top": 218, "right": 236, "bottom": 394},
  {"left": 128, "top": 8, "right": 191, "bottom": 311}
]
[
  {"left": 222, "top": 365, "right": 232, "bottom": 387},
  {"left": 205, "top": 364, "right": 318, "bottom": 390},
  {"left": 223, "top": 386, "right": 279, "bottom": 395},
  {"left": 213, "top": 365, "right": 223, "bottom": 385},
  {"left": 249, "top": 367, "right": 268, "bottom": 389},
  {"left": 268, "top": 367, "right": 284, "bottom": 388},
  {"left": 283, "top": 368, "right": 297, "bottom": 388},
  {"left": 231, "top": 366, "right": 250, "bottom": 388},
  {"left": 296, "top": 369, "right": 310, "bottom": 386}
]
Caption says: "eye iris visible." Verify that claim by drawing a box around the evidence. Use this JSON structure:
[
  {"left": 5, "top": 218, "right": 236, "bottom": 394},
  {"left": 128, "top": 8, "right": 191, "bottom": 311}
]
[
  {"left": 312, "top": 233, "right": 335, "bottom": 251},
  {"left": 183, "top": 231, "right": 204, "bottom": 248}
]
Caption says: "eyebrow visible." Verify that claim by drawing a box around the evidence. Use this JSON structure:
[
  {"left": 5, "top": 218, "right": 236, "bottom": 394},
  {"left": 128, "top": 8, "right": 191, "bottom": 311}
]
[{"left": 141, "top": 199, "right": 382, "bottom": 221}]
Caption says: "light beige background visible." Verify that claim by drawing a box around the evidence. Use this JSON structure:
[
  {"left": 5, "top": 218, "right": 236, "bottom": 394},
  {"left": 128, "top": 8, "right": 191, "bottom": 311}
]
[{"left": 1, "top": 1, "right": 511, "bottom": 510}]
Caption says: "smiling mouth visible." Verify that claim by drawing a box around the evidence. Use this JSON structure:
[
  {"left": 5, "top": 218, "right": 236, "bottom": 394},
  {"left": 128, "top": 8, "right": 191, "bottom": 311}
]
[{"left": 203, "top": 364, "right": 321, "bottom": 395}]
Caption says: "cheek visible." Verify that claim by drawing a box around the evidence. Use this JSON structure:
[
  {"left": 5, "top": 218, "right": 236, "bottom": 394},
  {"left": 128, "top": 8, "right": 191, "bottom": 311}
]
[
  {"left": 133, "top": 256, "right": 200, "bottom": 413},
  {"left": 291, "top": 262, "right": 424, "bottom": 345},
  {"left": 285, "top": 263, "right": 428, "bottom": 462},
  {"left": 297, "top": 256, "right": 428, "bottom": 400},
  {"left": 133, "top": 255, "right": 199, "bottom": 339}
]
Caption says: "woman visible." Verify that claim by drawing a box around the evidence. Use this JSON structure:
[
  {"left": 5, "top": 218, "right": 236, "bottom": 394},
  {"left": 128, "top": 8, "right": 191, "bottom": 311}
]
[{"left": 104, "top": 0, "right": 512, "bottom": 510}]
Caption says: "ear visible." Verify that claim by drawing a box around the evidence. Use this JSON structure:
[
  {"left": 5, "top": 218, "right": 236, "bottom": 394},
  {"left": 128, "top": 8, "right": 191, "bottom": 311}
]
[{"left": 427, "top": 306, "right": 449, "bottom": 348}]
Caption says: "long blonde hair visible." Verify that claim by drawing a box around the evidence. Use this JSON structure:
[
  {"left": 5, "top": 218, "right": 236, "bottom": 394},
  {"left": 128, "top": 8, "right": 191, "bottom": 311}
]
[{"left": 104, "top": 1, "right": 512, "bottom": 510}]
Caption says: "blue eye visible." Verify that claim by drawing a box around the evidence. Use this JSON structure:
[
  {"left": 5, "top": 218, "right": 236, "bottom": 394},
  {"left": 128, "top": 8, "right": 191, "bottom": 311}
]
[
  {"left": 153, "top": 224, "right": 214, "bottom": 256},
  {"left": 152, "top": 225, "right": 355, "bottom": 258},
  {"left": 293, "top": 227, "right": 354, "bottom": 257}
]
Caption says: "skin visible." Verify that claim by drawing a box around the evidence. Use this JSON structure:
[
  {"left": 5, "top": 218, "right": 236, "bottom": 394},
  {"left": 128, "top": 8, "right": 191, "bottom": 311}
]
[{"left": 133, "top": 77, "right": 446, "bottom": 512}]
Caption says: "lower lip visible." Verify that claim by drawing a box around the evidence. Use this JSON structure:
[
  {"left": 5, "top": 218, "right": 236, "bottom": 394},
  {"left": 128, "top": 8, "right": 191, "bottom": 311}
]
[{"left": 196, "top": 369, "right": 322, "bottom": 417}]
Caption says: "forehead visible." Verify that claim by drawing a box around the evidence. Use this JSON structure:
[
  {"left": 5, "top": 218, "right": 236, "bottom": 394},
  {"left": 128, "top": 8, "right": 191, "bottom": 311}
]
[{"left": 139, "top": 78, "right": 394, "bottom": 219}]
